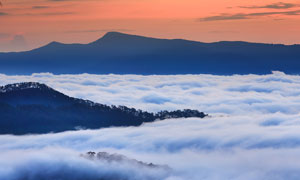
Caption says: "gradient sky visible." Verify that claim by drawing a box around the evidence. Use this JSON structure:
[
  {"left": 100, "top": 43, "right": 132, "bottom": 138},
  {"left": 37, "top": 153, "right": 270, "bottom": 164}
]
[{"left": 0, "top": 0, "right": 300, "bottom": 51}]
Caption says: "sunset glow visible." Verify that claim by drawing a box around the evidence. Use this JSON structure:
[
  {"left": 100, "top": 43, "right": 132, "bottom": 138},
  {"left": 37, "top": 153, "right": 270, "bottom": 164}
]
[{"left": 0, "top": 0, "right": 300, "bottom": 51}]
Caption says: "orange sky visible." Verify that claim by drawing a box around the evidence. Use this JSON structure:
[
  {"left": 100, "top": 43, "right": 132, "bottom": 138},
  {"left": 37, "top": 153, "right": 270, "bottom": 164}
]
[{"left": 0, "top": 0, "right": 300, "bottom": 51}]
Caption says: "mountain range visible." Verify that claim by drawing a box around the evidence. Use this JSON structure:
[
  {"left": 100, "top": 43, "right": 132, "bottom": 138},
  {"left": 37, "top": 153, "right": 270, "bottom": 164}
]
[
  {"left": 0, "top": 82, "right": 207, "bottom": 135},
  {"left": 0, "top": 32, "right": 300, "bottom": 75}
]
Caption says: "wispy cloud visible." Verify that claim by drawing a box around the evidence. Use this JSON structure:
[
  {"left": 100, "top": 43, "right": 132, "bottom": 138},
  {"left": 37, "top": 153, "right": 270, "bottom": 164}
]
[
  {"left": 48, "top": 0, "right": 95, "bottom": 1},
  {"left": 240, "top": 2, "right": 299, "bottom": 9},
  {"left": 198, "top": 10, "right": 300, "bottom": 21},
  {"left": 49, "top": 0, "right": 77, "bottom": 1},
  {"left": 32, "top": 6, "right": 51, "bottom": 9},
  {"left": 0, "top": 12, "right": 8, "bottom": 16},
  {"left": 21, "top": 11, "right": 75, "bottom": 16},
  {"left": 208, "top": 30, "right": 238, "bottom": 34}
]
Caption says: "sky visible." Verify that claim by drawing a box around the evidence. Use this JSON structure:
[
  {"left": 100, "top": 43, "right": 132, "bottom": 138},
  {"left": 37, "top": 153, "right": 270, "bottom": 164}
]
[{"left": 0, "top": 0, "right": 300, "bottom": 51}]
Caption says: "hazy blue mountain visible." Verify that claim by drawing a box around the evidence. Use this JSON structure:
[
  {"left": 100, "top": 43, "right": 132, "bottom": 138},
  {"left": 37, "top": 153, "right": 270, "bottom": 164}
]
[
  {"left": 0, "top": 82, "right": 207, "bottom": 135},
  {"left": 0, "top": 32, "right": 299, "bottom": 75}
]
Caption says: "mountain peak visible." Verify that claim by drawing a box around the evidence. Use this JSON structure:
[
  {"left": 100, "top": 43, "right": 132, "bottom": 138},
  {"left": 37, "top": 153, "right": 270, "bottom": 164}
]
[
  {"left": 103, "top": 31, "right": 128, "bottom": 37},
  {"left": 45, "top": 41, "right": 64, "bottom": 47},
  {"left": 96, "top": 31, "right": 130, "bottom": 41},
  {"left": 0, "top": 82, "right": 51, "bottom": 93},
  {"left": 91, "top": 31, "right": 152, "bottom": 45}
]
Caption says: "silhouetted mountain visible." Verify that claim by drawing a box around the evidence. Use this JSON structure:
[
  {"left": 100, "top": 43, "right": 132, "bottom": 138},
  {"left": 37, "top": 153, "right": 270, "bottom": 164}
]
[
  {"left": 83, "top": 151, "right": 171, "bottom": 171},
  {"left": 0, "top": 32, "right": 300, "bottom": 75},
  {"left": 0, "top": 82, "right": 207, "bottom": 135},
  {"left": 0, "top": 82, "right": 74, "bottom": 107}
]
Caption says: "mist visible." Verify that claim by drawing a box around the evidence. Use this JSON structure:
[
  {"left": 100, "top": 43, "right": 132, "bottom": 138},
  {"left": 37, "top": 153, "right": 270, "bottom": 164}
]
[{"left": 1, "top": 72, "right": 300, "bottom": 179}]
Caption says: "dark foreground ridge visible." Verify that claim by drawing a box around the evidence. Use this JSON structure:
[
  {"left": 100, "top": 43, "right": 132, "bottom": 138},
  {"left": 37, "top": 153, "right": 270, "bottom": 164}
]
[
  {"left": 0, "top": 82, "right": 207, "bottom": 135},
  {"left": 1, "top": 32, "right": 300, "bottom": 75}
]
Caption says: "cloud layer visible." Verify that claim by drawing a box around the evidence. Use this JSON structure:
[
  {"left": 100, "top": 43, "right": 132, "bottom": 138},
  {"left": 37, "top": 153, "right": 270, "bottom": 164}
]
[
  {"left": 1, "top": 72, "right": 300, "bottom": 179},
  {"left": 1, "top": 71, "right": 300, "bottom": 114}
]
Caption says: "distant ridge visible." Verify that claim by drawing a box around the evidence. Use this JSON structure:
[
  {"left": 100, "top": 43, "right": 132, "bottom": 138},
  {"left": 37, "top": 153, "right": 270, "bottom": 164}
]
[
  {"left": 0, "top": 32, "right": 300, "bottom": 75},
  {"left": 0, "top": 82, "right": 207, "bottom": 135},
  {"left": 91, "top": 31, "right": 158, "bottom": 44}
]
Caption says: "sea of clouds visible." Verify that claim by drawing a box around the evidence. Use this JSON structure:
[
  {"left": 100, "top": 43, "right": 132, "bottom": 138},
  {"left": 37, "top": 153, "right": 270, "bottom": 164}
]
[{"left": 1, "top": 71, "right": 300, "bottom": 179}]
